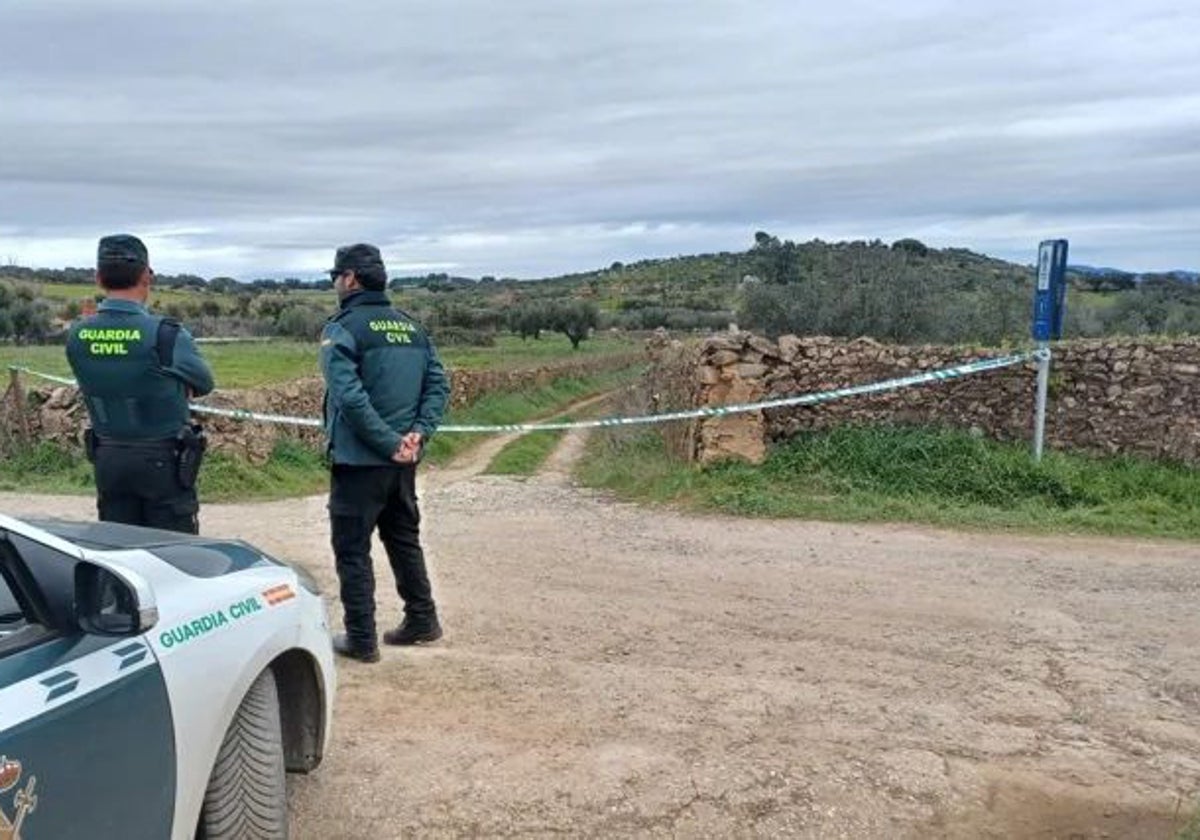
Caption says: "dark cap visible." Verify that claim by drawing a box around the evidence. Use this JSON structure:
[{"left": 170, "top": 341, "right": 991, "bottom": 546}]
[
  {"left": 331, "top": 243, "right": 386, "bottom": 276},
  {"left": 97, "top": 234, "right": 149, "bottom": 266}
]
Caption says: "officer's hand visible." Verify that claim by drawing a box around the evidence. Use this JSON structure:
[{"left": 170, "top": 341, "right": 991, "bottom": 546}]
[{"left": 393, "top": 432, "right": 424, "bottom": 464}]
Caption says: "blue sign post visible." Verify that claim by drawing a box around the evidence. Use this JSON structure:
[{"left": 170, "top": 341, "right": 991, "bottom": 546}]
[
  {"left": 1033, "top": 239, "right": 1068, "bottom": 341},
  {"left": 1032, "top": 239, "right": 1068, "bottom": 461}
]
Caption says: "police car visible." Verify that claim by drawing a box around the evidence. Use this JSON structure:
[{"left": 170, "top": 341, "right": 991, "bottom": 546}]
[{"left": 0, "top": 513, "right": 335, "bottom": 839}]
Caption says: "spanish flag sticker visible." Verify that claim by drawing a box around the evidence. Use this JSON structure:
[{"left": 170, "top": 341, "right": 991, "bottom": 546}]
[{"left": 263, "top": 584, "right": 296, "bottom": 606}]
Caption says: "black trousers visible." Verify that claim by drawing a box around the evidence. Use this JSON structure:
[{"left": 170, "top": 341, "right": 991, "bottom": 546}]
[
  {"left": 329, "top": 463, "right": 435, "bottom": 648},
  {"left": 93, "top": 441, "right": 199, "bottom": 534}
]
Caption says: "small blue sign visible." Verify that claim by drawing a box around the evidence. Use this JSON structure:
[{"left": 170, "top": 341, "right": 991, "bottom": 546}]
[{"left": 1033, "top": 239, "right": 1069, "bottom": 341}]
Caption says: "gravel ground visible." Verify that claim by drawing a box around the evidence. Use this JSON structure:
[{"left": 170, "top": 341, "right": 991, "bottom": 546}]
[{"left": 3, "top": 431, "right": 1198, "bottom": 838}]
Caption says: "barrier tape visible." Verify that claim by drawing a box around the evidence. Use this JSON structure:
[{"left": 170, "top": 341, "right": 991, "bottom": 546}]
[
  {"left": 7, "top": 368, "right": 77, "bottom": 387},
  {"left": 9, "top": 350, "right": 1037, "bottom": 433},
  {"left": 189, "top": 404, "right": 322, "bottom": 427}
]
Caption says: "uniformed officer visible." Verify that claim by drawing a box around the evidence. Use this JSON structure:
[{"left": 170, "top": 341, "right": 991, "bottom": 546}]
[
  {"left": 66, "top": 234, "right": 214, "bottom": 534},
  {"left": 321, "top": 243, "right": 450, "bottom": 663}
]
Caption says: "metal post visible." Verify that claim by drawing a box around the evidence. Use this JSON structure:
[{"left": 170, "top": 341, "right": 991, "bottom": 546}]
[
  {"left": 7, "top": 367, "right": 31, "bottom": 445},
  {"left": 1031, "top": 239, "right": 1067, "bottom": 461},
  {"left": 1032, "top": 343, "right": 1050, "bottom": 462}
]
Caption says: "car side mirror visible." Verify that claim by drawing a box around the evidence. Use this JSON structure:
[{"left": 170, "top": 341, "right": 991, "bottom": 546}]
[{"left": 75, "top": 562, "right": 159, "bottom": 636}]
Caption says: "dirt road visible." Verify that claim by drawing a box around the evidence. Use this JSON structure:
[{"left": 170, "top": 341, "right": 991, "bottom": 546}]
[{"left": 3, "top": 434, "right": 1198, "bottom": 838}]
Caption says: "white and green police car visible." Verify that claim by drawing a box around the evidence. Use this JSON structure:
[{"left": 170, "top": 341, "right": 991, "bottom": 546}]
[{"left": 0, "top": 513, "right": 335, "bottom": 839}]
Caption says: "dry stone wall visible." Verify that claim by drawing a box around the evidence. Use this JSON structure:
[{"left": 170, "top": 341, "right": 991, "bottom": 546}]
[{"left": 645, "top": 332, "right": 1200, "bottom": 465}]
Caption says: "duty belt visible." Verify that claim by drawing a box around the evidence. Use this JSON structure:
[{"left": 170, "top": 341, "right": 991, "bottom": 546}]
[{"left": 94, "top": 436, "right": 178, "bottom": 450}]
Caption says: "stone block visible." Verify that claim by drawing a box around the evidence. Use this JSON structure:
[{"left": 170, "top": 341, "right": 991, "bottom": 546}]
[
  {"left": 702, "top": 335, "right": 744, "bottom": 353},
  {"left": 736, "top": 363, "right": 770, "bottom": 379},
  {"left": 778, "top": 335, "right": 804, "bottom": 362},
  {"left": 746, "top": 334, "right": 778, "bottom": 358}
]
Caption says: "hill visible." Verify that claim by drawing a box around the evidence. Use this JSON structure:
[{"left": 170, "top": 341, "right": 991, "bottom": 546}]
[{"left": 3, "top": 234, "right": 1199, "bottom": 344}]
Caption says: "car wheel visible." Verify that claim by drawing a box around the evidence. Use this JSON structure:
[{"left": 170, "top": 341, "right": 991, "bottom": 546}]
[{"left": 198, "top": 668, "right": 288, "bottom": 839}]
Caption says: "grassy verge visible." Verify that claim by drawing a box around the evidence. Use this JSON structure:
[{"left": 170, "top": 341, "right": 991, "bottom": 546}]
[
  {"left": 1, "top": 334, "right": 638, "bottom": 388},
  {"left": 1, "top": 366, "right": 642, "bottom": 501},
  {"left": 0, "top": 442, "right": 95, "bottom": 496},
  {"left": 198, "top": 440, "right": 330, "bottom": 501},
  {"left": 577, "top": 424, "right": 1200, "bottom": 539},
  {"left": 0, "top": 439, "right": 330, "bottom": 502}
]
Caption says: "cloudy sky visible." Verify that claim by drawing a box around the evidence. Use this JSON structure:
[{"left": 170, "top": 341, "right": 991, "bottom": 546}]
[{"left": 1, "top": 0, "right": 1197, "bottom": 279}]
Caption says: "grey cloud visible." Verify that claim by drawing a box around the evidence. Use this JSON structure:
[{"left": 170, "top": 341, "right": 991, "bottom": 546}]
[{"left": 1, "top": 0, "right": 1197, "bottom": 276}]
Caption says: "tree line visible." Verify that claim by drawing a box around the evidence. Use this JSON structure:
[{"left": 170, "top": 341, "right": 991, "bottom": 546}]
[
  {"left": 4, "top": 234, "right": 1199, "bottom": 347},
  {"left": 0, "top": 281, "right": 54, "bottom": 343},
  {"left": 737, "top": 232, "right": 1200, "bottom": 343}
]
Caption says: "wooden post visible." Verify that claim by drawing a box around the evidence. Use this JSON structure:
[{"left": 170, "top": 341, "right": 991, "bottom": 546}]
[{"left": 8, "top": 367, "right": 30, "bottom": 445}]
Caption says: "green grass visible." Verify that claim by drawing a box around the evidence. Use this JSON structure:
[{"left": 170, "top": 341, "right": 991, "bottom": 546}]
[
  {"left": 1, "top": 344, "right": 87, "bottom": 381},
  {"left": 484, "top": 424, "right": 571, "bottom": 475},
  {"left": 0, "top": 442, "right": 96, "bottom": 495},
  {"left": 1, "top": 334, "right": 639, "bottom": 389},
  {"left": 424, "top": 366, "right": 641, "bottom": 466},
  {"left": 439, "top": 333, "right": 639, "bottom": 370},
  {"left": 482, "top": 372, "right": 630, "bottom": 476},
  {"left": 0, "top": 341, "right": 319, "bottom": 388},
  {"left": 0, "top": 439, "right": 326, "bottom": 501},
  {"left": 0, "top": 439, "right": 329, "bottom": 502},
  {"left": 1180, "top": 806, "right": 1200, "bottom": 840},
  {"left": 196, "top": 342, "right": 321, "bottom": 387},
  {"left": 197, "top": 439, "right": 331, "bottom": 501},
  {"left": 577, "top": 425, "right": 1200, "bottom": 539}
]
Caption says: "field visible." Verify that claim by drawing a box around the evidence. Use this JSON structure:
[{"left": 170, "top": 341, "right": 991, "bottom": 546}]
[{"left": 0, "top": 333, "right": 639, "bottom": 388}]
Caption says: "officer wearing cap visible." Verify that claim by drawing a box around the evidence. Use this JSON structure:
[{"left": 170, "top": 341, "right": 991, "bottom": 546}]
[
  {"left": 321, "top": 243, "right": 450, "bottom": 662},
  {"left": 66, "top": 234, "right": 214, "bottom": 533}
]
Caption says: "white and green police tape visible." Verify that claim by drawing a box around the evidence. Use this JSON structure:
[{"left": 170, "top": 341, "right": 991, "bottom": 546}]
[
  {"left": 10, "top": 349, "right": 1040, "bottom": 433},
  {"left": 188, "top": 404, "right": 322, "bottom": 428},
  {"left": 9, "top": 368, "right": 78, "bottom": 387}
]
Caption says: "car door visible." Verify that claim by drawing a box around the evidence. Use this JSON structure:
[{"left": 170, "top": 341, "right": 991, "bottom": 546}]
[{"left": 0, "top": 528, "right": 176, "bottom": 839}]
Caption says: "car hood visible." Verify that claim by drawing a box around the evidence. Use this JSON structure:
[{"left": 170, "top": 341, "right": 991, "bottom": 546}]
[{"left": 28, "top": 519, "right": 283, "bottom": 579}]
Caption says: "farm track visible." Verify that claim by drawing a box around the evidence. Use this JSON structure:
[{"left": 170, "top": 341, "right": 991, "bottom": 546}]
[{"left": 2, "top": 417, "right": 1197, "bottom": 838}]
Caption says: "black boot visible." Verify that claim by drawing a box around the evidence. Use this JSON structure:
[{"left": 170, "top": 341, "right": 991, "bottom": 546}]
[
  {"left": 333, "top": 633, "right": 381, "bottom": 663},
  {"left": 383, "top": 616, "right": 443, "bottom": 646}
]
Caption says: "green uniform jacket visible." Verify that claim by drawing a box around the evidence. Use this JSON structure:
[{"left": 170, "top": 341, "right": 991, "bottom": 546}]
[
  {"left": 320, "top": 290, "right": 450, "bottom": 465},
  {"left": 65, "top": 299, "right": 214, "bottom": 440}
]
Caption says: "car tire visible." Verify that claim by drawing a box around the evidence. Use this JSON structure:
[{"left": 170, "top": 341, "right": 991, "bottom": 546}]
[{"left": 198, "top": 668, "right": 288, "bottom": 839}]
